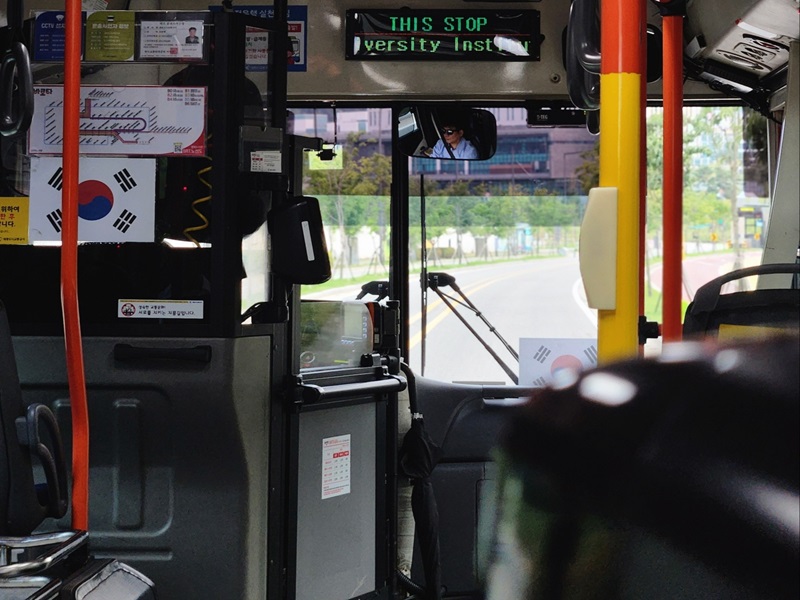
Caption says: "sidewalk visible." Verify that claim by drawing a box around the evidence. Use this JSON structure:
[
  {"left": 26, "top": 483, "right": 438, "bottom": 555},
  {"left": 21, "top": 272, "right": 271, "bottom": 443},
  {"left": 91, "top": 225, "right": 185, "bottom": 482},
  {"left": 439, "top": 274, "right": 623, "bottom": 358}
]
[{"left": 646, "top": 250, "right": 763, "bottom": 302}]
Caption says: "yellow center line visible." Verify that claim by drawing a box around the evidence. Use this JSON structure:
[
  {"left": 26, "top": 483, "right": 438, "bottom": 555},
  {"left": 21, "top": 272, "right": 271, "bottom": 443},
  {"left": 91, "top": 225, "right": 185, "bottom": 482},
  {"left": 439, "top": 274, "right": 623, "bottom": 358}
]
[{"left": 408, "top": 270, "right": 532, "bottom": 350}]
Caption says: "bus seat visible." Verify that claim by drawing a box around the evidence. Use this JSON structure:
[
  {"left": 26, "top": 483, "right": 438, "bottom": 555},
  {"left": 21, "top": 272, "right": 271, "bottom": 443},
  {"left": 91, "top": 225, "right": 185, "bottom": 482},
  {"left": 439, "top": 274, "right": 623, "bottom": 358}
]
[
  {"left": 0, "top": 532, "right": 156, "bottom": 599},
  {"left": 1, "top": 301, "right": 156, "bottom": 599},
  {"left": 683, "top": 263, "right": 800, "bottom": 339},
  {"left": 13, "top": 333, "right": 271, "bottom": 598},
  {"left": 467, "top": 111, "right": 497, "bottom": 160},
  {"left": 55, "top": 557, "right": 155, "bottom": 599},
  {"left": 487, "top": 335, "right": 799, "bottom": 600},
  {"left": 1, "top": 300, "right": 67, "bottom": 536},
  {"left": 404, "top": 372, "right": 531, "bottom": 597}
]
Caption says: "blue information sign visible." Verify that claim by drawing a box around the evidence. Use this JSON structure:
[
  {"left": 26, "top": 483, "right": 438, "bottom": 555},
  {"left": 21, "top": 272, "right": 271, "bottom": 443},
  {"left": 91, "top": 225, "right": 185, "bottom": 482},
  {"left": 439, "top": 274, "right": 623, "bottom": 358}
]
[
  {"left": 33, "top": 11, "right": 81, "bottom": 61},
  {"left": 210, "top": 5, "right": 308, "bottom": 72}
]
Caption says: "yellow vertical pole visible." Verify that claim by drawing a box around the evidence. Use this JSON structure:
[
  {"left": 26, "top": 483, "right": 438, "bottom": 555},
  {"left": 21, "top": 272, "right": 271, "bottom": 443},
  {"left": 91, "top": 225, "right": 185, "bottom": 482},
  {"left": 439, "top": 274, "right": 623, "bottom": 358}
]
[{"left": 596, "top": 0, "right": 645, "bottom": 362}]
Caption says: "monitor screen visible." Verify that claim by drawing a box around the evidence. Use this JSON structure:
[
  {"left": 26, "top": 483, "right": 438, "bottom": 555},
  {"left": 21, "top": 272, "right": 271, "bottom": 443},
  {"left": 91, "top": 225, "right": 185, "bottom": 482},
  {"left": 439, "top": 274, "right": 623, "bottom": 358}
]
[
  {"left": 299, "top": 301, "right": 373, "bottom": 369},
  {"left": 346, "top": 9, "right": 541, "bottom": 61}
]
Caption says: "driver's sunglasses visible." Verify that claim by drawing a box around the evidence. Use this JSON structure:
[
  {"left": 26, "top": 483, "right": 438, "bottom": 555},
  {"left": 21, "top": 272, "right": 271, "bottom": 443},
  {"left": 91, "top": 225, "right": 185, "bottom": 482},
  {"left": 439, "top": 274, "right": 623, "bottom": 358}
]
[{"left": 440, "top": 128, "right": 458, "bottom": 135}]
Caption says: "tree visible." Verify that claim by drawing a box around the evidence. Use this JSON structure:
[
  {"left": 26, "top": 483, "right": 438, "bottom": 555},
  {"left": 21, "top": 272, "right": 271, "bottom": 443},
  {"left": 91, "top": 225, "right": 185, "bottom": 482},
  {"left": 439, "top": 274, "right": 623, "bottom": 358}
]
[
  {"left": 684, "top": 189, "right": 730, "bottom": 246},
  {"left": 525, "top": 196, "right": 580, "bottom": 227},
  {"left": 645, "top": 109, "right": 664, "bottom": 238},
  {"left": 742, "top": 108, "right": 769, "bottom": 197},
  {"left": 574, "top": 140, "right": 600, "bottom": 194},
  {"left": 471, "top": 195, "right": 522, "bottom": 258},
  {"left": 412, "top": 179, "right": 481, "bottom": 263},
  {"left": 684, "top": 107, "right": 745, "bottom": 265},
  {"left": 645, "top": 106, "right": 748, "bottom": 257},
  {"left": 304, "top": 132, "right": 392, "bottom": 276},
  {"left": 350, "top": 152, "right": 391, "bottom": 267}
]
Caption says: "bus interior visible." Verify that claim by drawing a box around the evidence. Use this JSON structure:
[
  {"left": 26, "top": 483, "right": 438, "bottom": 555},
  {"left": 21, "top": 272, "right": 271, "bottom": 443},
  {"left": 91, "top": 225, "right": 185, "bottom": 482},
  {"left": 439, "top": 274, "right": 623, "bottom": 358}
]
[{"left": 1, "top": 0, "right": 798, "bottom": 598}]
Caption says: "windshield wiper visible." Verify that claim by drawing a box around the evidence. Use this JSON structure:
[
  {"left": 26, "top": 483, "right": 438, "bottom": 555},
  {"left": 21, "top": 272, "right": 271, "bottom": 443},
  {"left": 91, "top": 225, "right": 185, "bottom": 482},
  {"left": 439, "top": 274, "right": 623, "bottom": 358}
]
[{"left": 426, "top": 272, "right": 519, "bottom": 384}]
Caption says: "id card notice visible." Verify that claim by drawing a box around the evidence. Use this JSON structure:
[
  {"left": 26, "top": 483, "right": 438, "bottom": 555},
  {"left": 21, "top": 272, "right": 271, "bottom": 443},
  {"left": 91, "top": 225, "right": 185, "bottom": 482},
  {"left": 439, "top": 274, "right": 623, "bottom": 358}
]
[{"left": 138, "top": 19, "right": 205, "bottom": 59}]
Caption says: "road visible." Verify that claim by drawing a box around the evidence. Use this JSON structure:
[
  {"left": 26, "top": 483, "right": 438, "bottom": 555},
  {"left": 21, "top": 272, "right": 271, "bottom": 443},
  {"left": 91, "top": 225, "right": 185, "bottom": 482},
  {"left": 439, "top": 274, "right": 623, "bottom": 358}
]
[
  {"left": 306, "top": 251, "right": 761, "bottom": 383},
  {"left": 309, "top": 256, "right": 596, "bottom": 384},
  {"left": 646, "top": 250, "right": 762, "bottom": 299}
]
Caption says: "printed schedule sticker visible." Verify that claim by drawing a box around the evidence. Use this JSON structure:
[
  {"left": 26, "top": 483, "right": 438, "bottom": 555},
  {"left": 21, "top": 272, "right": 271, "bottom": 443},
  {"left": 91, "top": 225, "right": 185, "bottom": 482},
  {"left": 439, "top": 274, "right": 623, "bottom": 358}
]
[
  {"left": 321, "top": 434, "right": 351, "bottom": 499},
  {"left": 29, "top": 85, "right": 207, "bottom": 157}
]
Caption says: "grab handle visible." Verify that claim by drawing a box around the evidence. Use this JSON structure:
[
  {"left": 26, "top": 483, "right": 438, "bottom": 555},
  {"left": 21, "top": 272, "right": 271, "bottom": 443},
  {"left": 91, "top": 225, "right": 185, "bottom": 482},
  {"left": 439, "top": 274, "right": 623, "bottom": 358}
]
[
  {"left": 16, "top": 404, "right": 69, "bottom": 521},
  {"left": 692, "top": 264, "right": 800, "bottom": 313},
  {"left": 300, "top": 376, "right": 406, "bottom": 403},
  {"left": 0, "top": 531, "right": 88, "bottom": 578}
]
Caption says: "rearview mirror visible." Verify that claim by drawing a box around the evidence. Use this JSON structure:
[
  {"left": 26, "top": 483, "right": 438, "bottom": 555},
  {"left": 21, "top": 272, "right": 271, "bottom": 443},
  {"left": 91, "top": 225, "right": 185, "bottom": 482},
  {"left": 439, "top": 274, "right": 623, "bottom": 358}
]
[{"left": 397, "top": 105, "right": 497, "bottom": 161}]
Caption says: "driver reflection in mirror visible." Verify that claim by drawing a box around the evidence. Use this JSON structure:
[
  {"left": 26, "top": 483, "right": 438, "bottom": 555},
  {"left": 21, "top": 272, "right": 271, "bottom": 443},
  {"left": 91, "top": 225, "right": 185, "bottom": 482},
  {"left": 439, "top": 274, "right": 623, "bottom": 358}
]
[{"left": 429, "top": 121, "right": 478, "bottom": 159}]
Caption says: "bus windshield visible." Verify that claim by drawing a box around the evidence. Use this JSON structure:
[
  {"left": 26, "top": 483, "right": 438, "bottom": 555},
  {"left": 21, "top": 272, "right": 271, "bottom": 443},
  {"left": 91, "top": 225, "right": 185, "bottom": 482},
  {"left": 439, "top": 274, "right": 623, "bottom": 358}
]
[{"left": 292, "top": 104, "right": 769, "bottom": 385}]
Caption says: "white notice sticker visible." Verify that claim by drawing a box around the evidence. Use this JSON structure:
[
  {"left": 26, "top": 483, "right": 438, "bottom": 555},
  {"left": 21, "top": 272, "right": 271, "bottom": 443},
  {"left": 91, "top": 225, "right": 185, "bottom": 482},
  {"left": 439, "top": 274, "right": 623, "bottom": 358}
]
[
  {"left": 250, "top": 150, "right": 282, "bottom": 173},
  {"left": 300, "top": 220, "right": 315, "bottom": 261},
  {"left": 322, "top": 434, "right": 351, "bottom": 499},
  {"left": 118, "top": 300, "right": 204, "bottom": 319}
]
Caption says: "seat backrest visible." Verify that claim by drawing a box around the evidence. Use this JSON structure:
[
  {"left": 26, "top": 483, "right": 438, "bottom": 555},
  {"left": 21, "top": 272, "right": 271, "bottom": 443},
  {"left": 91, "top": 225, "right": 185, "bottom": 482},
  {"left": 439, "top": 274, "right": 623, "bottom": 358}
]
[
  {"left": 0, "top": 301, "right": 67, "bottom": 535},
  {"left": 491, "top": 335, "right": 799, "bottom": 600},
  {"left": 468, "top": 112, "right": 497, "bottom": 160},
  {"left": 0, "top": 301, "right": 42, "bottom": 535},
  {"left": 683, "top": 263, "right": 800, "bottom": 339}
]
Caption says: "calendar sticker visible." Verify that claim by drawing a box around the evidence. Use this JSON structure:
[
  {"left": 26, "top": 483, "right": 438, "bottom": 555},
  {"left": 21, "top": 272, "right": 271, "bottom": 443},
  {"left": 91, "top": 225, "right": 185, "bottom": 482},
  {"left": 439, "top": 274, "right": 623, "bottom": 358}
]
[{"left": 321, "top": 434, "right": 351, "bottom": 499}]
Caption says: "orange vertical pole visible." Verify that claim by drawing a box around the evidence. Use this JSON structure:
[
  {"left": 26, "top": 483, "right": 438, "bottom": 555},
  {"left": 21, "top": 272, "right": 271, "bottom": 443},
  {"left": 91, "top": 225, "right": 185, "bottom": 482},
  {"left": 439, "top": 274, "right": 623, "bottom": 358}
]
[
  {"left": 63, "top": 0, "right": 90, "bottom": 530},
  {"left": 661, "top": 10, "right": 684, "bottom": 341},
  {"left": 597, "top": 0, "right": 645, "bottom": 362}
]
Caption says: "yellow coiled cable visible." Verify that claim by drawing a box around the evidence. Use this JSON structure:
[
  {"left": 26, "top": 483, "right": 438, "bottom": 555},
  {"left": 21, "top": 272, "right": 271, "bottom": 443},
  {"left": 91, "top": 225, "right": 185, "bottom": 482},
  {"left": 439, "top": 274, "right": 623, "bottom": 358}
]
[{"left": 182, "top": 162, "right": 212, "bottom": 246}]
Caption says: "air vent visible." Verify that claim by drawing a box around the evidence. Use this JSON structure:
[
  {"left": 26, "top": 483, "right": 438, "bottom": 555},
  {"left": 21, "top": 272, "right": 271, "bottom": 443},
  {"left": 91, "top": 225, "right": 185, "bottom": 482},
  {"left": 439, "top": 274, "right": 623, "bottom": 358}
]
[
  {"left": 743, "top": 34, "right": 789, "bottom": 53},
  {"left": 733, "top": 42, "right": 776, "bottom": 61},
  {"left": 701, "top": 58, "right": 761, "bottom": 91},
  {"left": 717, "top": 51, "right": 768, "bottom": 71}
]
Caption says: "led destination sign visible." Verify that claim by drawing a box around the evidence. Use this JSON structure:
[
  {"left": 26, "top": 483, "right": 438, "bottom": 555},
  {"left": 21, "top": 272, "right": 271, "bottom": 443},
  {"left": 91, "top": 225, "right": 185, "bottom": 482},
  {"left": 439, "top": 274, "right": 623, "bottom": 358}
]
[{"left": 345, "top": 9, "right": 540, "bottom": 61}]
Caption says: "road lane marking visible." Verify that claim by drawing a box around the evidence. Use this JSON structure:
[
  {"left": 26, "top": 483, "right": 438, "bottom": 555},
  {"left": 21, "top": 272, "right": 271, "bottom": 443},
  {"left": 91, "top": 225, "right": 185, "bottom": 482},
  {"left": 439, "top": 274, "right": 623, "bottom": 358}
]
[
  {"left": 572, "top": 278, "right": 598, "bottom": 328},
  {"left": 408, "top": 264, "right": 574, "bottom": 350}
]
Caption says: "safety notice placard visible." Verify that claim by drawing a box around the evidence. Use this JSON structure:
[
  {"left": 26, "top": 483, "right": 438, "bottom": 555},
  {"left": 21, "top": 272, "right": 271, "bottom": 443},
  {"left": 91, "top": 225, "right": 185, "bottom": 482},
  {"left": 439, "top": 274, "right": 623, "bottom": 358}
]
[
  {"left": 118, "top": 300, "right": 204, "bottom": 320},
  {"left": 0, "top": 198, "right": 30, "bottom": 245},
  {"left": 321, "top": 434, "right": 351, "bottom": 499}
]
